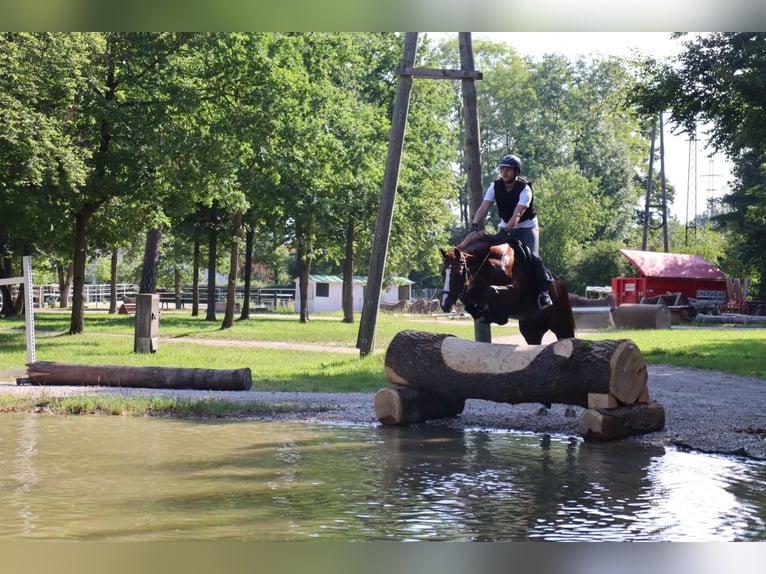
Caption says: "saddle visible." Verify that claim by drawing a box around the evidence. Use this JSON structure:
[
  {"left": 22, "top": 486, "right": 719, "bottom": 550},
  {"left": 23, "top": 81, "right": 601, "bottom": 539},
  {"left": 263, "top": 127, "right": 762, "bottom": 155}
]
[{"left": 491, "top": 234, "right": 541, "bottom": 278}]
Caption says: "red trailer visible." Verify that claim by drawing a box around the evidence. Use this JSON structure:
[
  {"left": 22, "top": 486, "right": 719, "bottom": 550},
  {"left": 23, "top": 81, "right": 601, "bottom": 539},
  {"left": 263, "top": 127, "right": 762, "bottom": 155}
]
[{"left": 611, "top": 249, "right": 729, "bottom": 306}]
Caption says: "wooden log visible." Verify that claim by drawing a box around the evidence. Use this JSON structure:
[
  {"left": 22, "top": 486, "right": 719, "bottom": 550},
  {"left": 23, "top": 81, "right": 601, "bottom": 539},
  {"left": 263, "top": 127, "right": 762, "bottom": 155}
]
[
  {"left": 24, "top": 361, "right": 252, "bottom": 391},
  {"left": 578, "top": 401, "right": 665, "bottom": 441},
  {"left": 384, "top": 330, "right": 648, "bottom": 408},
  {"left": 375, "top": 386, "right": 465, "bottom": 425}
]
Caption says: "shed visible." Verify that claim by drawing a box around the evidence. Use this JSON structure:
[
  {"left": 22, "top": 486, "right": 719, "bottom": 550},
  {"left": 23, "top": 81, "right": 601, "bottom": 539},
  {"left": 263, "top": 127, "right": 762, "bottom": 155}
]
[
  {"left": 611, "top": 249, "right": 729, "bottom": 306},
  {"left": 294, "top": 274, "right": 414, "bottom": 314}
]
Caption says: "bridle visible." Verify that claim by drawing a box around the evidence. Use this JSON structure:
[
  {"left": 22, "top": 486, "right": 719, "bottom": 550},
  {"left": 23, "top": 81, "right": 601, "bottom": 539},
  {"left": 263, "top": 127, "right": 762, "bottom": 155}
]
[{"left": 442, "top": 248, "right": 492, "bottom": 301}]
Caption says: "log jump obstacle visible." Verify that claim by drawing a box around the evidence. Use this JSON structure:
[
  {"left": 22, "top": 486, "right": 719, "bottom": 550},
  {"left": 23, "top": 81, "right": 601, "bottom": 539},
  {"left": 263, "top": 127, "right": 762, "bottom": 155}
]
[{"left": 375, "top": 330, "right": 665, "bottom": 441}]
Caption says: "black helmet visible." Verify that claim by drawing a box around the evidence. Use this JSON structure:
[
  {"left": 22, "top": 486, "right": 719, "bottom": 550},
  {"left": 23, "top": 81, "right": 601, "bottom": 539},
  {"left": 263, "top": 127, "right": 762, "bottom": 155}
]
[{"left": 499, "top": 154, "right": 522, "bottom": 172}]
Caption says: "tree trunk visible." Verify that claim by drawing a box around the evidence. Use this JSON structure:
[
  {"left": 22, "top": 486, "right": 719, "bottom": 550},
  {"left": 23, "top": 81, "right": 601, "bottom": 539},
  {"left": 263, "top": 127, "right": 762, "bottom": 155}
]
[
  {"left": 0, "top": 256, "right": 16, "bottom": 317},
  {"left": 222, "top": 213, "right": 242, "bottom": 330},
  {"left": 59, "top": 261, "right": 73, "bottom": 308},
  {"left": 174, "top": 267, "right": 182, "bottom": 309},
  {"left": 342, "top": 218, "right": 355, "bottom": 323},
  {"left": 69, "top": 207, "right": 97, "bottom": 335},
  {"left": 109, "top": 248, "right": 118, "bottom": 314},
  {"left": 205, "top": 227, "right": 217, "bottom": 321},
  {"left": 139, "top": 228, "right": 161, "bottom": 294},
  {"left": 24, "top": 361, "right": 252, "bottom": 391},
  {"left": 191, "top": 238, "right": 200, "bottom": 316},
  {"left": 296, "top": 217, "right": 313, "bottom": 323},
  {"left": 383, "top": 330, "right": 648, "bottom": 409},
  {"left": 240, "top": 227, "right": 254, "bottom": 320}
]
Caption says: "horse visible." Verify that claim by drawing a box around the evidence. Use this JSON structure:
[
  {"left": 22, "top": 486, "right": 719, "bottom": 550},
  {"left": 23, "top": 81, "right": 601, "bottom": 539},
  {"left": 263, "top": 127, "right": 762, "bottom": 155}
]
[{"left": 440, "top": 232, "right": 576, "bottom": 345}]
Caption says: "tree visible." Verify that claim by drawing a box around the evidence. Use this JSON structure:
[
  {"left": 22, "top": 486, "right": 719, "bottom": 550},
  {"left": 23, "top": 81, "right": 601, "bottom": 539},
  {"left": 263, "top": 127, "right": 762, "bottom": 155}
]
[{"left": 631, "top": 33, "right": 766, "bottom": 297}]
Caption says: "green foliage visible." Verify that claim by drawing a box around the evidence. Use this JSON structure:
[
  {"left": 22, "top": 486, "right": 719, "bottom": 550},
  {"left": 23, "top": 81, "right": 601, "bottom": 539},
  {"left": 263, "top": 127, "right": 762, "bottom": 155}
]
[
  {"left": 566, "top": 239, "right": 634, "bottom": 295},
  {"left": 631, "top": 33, "right": 766, "bottom": 298},
  {"left": 536, "top": 166, "right": 600, "bottom": 276}
]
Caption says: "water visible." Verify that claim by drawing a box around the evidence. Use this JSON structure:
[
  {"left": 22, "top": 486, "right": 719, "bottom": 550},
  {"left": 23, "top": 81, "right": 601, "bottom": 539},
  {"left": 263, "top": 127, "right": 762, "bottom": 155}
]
[{"left": 0, "top": 414, "right": 764, "bottom": 541}]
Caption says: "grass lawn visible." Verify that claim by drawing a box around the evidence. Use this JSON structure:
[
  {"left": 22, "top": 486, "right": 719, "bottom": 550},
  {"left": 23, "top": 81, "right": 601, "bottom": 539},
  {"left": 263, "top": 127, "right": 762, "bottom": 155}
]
[{"left": 2, "top": 309, "right": 766, "bottom": 395}]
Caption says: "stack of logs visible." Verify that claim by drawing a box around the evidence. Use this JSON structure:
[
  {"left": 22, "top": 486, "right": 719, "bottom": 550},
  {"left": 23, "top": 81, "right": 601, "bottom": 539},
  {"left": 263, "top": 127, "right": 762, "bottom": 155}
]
[{"left": 375, "top": 330, "right": 664, "bottom": 441}]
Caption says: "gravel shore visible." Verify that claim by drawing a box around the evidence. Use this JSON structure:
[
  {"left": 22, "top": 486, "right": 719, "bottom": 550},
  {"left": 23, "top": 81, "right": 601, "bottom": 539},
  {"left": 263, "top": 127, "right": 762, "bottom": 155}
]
[{"left": 2, "top": 363, "right": 765, "bottom": 460}]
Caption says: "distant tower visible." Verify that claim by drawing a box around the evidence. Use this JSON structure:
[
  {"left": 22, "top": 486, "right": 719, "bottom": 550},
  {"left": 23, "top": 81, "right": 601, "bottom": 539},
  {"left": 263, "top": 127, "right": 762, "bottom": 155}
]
[
  {"left": 685, "top": 136, "right": 697, "bottom": 245},
  {"left": 703, "top": 156, "right": 720, "bottom": 218}
]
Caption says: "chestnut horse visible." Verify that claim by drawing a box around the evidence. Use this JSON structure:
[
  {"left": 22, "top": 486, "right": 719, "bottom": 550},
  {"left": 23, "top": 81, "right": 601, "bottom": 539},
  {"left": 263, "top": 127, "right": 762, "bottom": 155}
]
[{"left": 440, "top": 233, "right": 575, "bottom": 344}]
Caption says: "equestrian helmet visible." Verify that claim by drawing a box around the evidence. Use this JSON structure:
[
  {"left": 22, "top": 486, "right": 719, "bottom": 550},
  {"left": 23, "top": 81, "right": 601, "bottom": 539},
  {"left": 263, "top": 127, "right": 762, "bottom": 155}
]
[{"left": 499, "top": 154, "right": 522, "bottom": 172}]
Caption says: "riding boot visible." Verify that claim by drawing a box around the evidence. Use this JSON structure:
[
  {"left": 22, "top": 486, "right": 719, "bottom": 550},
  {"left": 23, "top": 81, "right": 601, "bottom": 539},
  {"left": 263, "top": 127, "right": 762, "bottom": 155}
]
[{"left": 533, "top": 256, "right": 553, "bottom": 309}]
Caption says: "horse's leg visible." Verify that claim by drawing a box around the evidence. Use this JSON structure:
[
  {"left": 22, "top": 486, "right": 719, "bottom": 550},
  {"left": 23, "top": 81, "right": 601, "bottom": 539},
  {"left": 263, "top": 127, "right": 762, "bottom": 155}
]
[{"left": 518, "top": 318, "right": 546, "bottom": 345}]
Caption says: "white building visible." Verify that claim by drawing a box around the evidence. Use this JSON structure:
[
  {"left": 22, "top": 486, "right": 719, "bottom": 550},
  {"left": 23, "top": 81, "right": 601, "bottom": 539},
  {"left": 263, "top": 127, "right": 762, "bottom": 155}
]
[{"left": 294, "top": 274, "right": 414, "bottom": 314}]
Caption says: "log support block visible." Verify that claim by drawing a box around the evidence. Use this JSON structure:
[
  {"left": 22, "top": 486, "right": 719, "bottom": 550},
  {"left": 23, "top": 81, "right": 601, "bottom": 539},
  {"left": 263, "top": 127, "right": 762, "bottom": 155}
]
[
  {"left": 578, "top": 401, "right": 665, "bottom": 441},
  {"left": 374, "top": 387, "right": 465, "bottom": 425}
]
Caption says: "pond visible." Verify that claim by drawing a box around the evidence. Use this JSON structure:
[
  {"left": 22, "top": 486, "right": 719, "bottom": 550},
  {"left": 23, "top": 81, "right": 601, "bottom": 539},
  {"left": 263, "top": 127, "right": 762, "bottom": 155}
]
[{"left": 0, "top": 414, "right": 764, "bottom": 541}]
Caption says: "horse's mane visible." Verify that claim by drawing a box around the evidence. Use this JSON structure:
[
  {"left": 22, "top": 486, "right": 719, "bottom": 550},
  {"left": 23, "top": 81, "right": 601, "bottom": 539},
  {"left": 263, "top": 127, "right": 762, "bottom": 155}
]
[{"left": 455, "top": 232, "right": 495, "bottom": 257}]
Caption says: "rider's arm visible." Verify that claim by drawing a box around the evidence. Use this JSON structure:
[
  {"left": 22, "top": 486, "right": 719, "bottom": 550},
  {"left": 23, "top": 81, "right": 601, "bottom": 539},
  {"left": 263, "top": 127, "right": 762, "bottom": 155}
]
[
  {"left": 505, "top": 204, "right": 527, "bottom": 230},
  {"left": 470, "top": 199, "right": 493, "bottom": 230},
  {"left": 505, "top": 185, "right": 532, "bottom": 230}
]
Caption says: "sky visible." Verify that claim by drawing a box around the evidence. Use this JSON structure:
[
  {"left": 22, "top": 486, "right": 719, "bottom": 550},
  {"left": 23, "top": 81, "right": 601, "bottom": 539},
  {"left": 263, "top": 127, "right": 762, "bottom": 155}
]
[{"left": 454, "top": 32, "right": 735, "bottom": 225}]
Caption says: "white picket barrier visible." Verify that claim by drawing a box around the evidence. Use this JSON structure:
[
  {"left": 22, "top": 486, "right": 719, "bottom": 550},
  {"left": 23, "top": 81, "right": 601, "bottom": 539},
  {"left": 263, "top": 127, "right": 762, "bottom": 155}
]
[{"left": 0, "top": 256, "right": 36, "bottom": 363}]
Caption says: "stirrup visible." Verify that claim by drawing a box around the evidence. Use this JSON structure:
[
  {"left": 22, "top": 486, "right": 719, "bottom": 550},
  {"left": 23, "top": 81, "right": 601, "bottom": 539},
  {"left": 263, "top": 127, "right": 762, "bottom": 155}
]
[{"left": 538, "top": 292, "right": 553, "bottom": 310}]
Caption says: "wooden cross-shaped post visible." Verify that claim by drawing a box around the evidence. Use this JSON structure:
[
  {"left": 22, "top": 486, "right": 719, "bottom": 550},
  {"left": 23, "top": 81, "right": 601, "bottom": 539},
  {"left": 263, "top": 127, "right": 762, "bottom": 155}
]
[{"left": 356, "top": 32, "right": 486, "bottom": 357}]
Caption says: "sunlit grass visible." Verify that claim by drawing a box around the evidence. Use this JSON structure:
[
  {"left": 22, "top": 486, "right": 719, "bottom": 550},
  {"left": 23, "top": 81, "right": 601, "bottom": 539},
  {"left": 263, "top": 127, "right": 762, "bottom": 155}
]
[{"left": 3, "top": 309, "right": 766, "bottom": 390}]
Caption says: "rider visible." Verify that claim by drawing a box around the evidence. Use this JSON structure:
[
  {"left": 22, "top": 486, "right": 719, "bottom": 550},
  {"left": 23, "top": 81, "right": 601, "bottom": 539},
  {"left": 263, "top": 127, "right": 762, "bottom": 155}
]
[{"left": 467, "top": 153, "right": 553, "bottom": 310}]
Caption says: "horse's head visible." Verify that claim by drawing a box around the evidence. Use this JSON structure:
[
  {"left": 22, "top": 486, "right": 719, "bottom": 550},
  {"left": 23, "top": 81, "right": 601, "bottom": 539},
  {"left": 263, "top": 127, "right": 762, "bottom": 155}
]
[{"left": 439, "top": 247, "right": 468, "bottom": 312}]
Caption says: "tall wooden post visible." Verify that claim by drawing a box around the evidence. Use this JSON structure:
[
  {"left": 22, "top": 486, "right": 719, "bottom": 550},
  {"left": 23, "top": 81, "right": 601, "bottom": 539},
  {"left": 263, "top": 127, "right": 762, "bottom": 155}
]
[
  {"left": 641, "top": 118, "right": 657, "bottom": 251},
  {"left": 459, "top": 33, "right": 490, "bottom": 343},
  {"left": 134, "top": 293, "right": 159, "bottom": 353},
  {"left": 659, "top": 112, "right": 669, "bottom": 252},
  {"left": 356, "top": 32, "right": 484, "bottom": 356},
  {"left": 356, "top": 32, "right": 418, "bottom": 357}
]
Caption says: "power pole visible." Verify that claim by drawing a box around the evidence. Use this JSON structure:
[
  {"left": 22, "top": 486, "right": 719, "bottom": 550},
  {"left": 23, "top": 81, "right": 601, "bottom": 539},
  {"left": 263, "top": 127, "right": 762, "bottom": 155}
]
[
  {"left": 356, "top": 32, "right": 484, "bottom": 356},
  {"left": 642, "top": 113, "right": 669, "bottom": 252}
]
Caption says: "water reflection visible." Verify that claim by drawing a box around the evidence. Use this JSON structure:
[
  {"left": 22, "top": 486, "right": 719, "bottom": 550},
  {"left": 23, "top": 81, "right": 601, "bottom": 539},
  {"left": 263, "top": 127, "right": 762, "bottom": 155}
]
[{"left": 0, "top": 414, "right": 763, "bottom": 541}]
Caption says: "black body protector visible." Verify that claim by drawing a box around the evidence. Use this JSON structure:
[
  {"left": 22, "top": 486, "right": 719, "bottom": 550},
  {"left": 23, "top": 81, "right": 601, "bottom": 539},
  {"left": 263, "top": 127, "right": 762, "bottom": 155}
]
[{"left": 493, "top": 176, "right": 536, "bottom": 226}]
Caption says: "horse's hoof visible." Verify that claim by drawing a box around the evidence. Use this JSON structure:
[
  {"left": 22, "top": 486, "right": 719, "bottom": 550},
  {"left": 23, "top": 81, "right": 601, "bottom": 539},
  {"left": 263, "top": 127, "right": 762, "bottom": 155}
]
[{"left": 564, "top": 406, "right": 576, "bottom": 418}]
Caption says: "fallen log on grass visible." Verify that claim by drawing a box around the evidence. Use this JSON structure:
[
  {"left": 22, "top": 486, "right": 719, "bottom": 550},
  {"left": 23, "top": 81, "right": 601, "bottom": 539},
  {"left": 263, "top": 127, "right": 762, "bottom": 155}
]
[
  {"left": 22, "top": 361, "right": 252, "bottom": 391},
  {"left": 383, "top": 330, "right": 648, "bottom": 408}
]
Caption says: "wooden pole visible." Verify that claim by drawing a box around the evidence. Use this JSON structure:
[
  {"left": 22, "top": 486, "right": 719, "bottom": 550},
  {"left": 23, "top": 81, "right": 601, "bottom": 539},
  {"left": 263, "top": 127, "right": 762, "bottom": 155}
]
[
  {"left": 134, "top": 293, "right": 159, "bottom": 353},
  {"left": 357, "top": 33, "right": 486, "bottom": 355},
  {"left": 642, "top": 118, "right": 657, "bottom": 250},
  {"left": 659, "top": 112, "right": 669, "bottom": 252},
  {"left": 459, "top": 32, "right": 491, "bottom": 344},
  {"left": 356, "top": 32, "right": 418, "bottom": 357}
]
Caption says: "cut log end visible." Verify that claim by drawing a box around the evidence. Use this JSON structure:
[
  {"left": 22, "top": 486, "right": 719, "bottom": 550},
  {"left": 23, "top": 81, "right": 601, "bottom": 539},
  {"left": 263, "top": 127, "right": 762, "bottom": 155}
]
[{"left": 608, "top": 340, "right": 648, "bottom": 405}]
